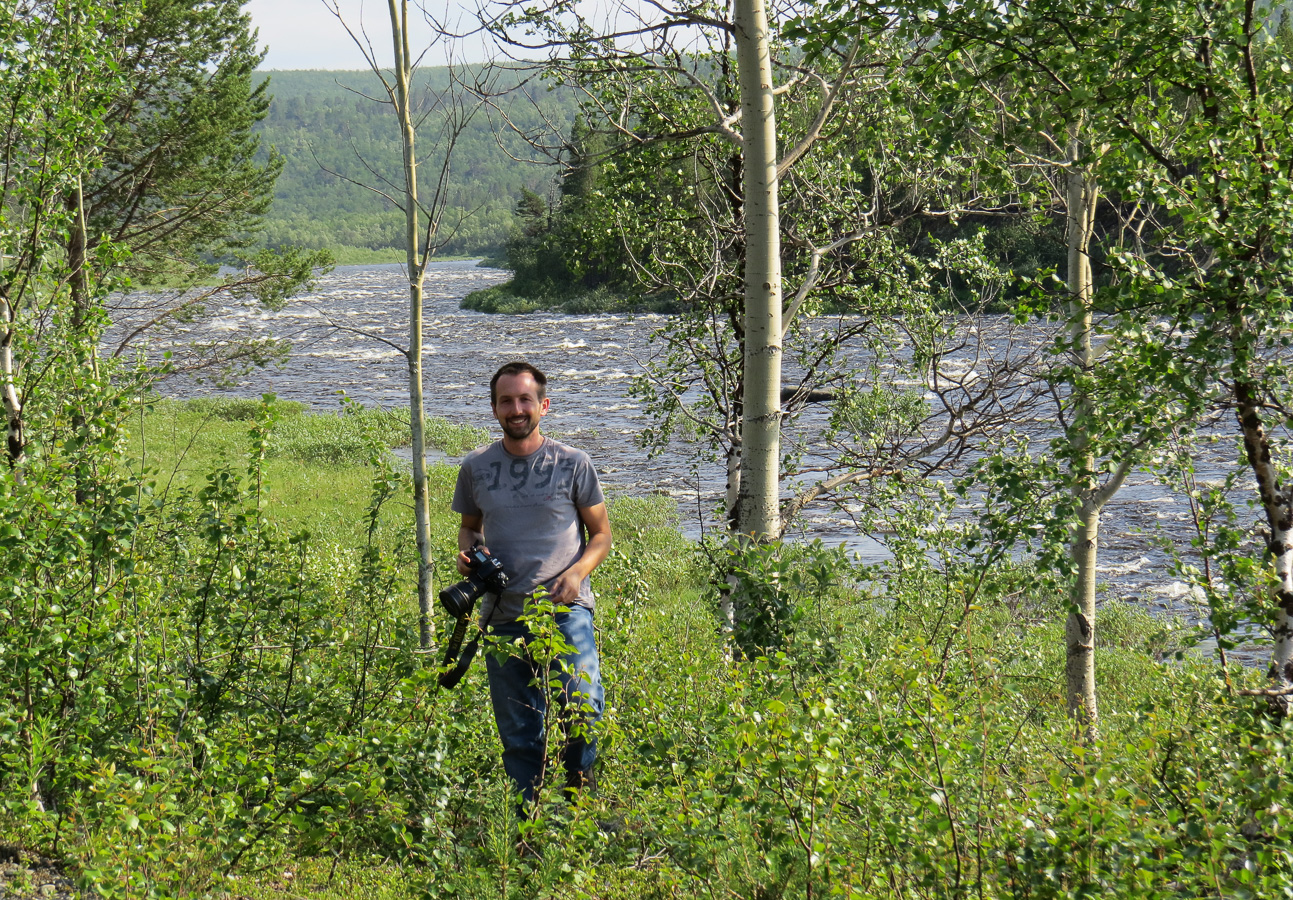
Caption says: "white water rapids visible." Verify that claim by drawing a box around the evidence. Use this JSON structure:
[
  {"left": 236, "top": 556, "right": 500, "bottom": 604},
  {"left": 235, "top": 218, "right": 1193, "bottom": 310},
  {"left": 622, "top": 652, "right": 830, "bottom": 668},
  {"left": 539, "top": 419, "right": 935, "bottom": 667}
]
[{"left": 121, "top": 260, "right": 1272, "bottom": 662}]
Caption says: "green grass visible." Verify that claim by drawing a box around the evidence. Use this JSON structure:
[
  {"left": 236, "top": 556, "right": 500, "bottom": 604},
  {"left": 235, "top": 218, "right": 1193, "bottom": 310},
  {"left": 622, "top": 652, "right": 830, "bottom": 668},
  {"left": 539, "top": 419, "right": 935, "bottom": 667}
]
[
  {"left": 226, "top": 856, "right": 417, "bottom": 899},
  {"left": 128, "top": 396, "right": 486, "bottom": 542}
]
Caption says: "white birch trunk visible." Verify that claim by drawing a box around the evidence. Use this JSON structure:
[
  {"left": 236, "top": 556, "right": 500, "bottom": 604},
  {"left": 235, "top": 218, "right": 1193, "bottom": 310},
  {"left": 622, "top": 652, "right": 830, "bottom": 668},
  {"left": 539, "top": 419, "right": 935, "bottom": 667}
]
[
  {"left": 1235, "top": 383, "right": 1293, "bottom": 713},
  {"left": 1, "top": 292, "right": 22, "bottom": 472},
  {"left": 1064, "top": 133, "right": 1100, "bottom": 733},
  {"left": 724, "top": 436, "right": 741, "bottom": 532},
  {"left": 733, "top": 0, "right": 781, "bottom": 541},
  {"left": 388, "top": 0, "right": 435, "bottom": 648}
]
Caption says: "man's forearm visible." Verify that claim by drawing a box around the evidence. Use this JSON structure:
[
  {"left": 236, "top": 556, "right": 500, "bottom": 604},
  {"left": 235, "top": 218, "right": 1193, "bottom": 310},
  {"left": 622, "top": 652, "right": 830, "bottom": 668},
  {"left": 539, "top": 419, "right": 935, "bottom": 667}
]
[
  {"left": 569, "top": 531, "right": 612, "bottom": 580},
  {"left": 458, "top": 524, "right": 483, "bottom": 554}
]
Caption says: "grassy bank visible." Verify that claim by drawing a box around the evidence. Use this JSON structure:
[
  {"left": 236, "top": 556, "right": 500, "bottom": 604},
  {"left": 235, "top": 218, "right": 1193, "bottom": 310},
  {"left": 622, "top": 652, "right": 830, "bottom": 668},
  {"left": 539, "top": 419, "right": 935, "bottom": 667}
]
[
  {"left": 128, "top": 397, "right": 484, "bottom": 542},
  {"left": 462, "top": 282, "right": 680, "bottom": 315},
  {"left": 1, "top": 399, "right": 1289, "bottom": 899}
]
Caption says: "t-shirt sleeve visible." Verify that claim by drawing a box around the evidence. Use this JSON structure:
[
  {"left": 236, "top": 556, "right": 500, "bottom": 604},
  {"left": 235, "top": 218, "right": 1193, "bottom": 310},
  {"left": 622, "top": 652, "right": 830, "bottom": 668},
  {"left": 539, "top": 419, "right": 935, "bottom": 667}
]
[
  {"left": 451, "top": 462, "right": 481, "bottom": 517},
  {"left": 572, "top": 453, "right": 605, "bottom": 509}
]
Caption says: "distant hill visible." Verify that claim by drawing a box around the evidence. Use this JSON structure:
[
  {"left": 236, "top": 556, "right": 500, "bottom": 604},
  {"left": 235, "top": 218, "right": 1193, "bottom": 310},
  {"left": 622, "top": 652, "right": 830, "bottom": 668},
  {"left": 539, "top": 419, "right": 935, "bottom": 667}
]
[{"left": 254, "top": 69, "right": 576, "bottom": 260}]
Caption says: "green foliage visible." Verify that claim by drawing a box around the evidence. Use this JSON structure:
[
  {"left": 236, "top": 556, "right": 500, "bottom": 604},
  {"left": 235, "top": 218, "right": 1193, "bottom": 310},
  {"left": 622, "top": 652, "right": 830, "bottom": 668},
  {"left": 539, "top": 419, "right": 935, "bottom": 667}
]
[
  {"left": 7, "top": 4, "right": 1293, "bottom": 895},
  {"left": 710, "top": 538, "right": 852, "bottom": 660},
  {"left": 0, "top": 0, "right": 142, "bottom": 465},
  {"left": 0, "top": 391, "right": 476, "bottom": 894},
  {"left": 619, "top": 554, "right": 1289, "bottom": 900},
  {"left": 0, "top": 380, "right": 1289, "bottom": 898}
]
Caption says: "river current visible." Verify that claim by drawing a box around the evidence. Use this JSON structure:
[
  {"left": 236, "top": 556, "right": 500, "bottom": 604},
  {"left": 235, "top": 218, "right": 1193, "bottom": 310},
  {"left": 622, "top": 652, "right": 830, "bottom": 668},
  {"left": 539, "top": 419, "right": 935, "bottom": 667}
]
[{"left": 137, "top": 260, "right": 1266, "bottom": 655}]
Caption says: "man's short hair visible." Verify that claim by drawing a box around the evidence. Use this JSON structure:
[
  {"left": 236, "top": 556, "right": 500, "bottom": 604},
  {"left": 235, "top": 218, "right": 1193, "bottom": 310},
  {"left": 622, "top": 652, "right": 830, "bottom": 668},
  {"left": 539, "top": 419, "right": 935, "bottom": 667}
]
[{"left": 490, "top": 361, "right": 547, "bottom": 405}]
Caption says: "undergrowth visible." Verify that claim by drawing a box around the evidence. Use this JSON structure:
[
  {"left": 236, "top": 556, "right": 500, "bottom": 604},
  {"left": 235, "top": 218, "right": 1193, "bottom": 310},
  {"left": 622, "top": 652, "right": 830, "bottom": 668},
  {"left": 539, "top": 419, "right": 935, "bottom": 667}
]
[{"left": 0, "top": 396, "right": 1289, "bottom": 899}]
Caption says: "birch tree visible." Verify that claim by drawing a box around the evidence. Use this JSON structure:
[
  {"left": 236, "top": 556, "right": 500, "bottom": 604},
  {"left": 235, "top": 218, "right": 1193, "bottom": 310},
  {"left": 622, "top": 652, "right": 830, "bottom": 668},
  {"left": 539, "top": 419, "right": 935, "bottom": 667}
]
[
  {"left": 323, "top": 0, "right": 487, "bottom": 647},
  {"left": 1, "top": 1, "right": 138, "bottom": 471},
  {"left": 732, "top": 0, "right": 781, "bottom": 540},
  {"left": 915, "top": 0, "right": 1193, "bottom": 733},
  {"left": 477, "top": 0, "right": 792, "bottom": 537},
  {"left": 481, "top": 2, "right": 1026, "bottom": 547},
  {"left": 1089, "top": 0, "right": 1293, "bottom": 710},
  {"left": 929, "top": 0, "right": 1293, "bottom": 721}
]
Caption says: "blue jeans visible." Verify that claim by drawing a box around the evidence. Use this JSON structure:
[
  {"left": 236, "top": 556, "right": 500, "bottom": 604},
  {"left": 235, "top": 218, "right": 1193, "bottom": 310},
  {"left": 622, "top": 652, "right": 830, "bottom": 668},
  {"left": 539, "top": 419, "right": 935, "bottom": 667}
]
[{"left": 484, "top": 604, "right": 603, "bottom": 804}]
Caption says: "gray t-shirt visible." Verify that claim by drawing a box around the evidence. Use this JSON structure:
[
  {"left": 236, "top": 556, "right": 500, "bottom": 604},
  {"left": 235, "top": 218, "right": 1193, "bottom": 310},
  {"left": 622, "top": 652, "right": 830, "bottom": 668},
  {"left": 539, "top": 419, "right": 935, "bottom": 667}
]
[{"left": 451, "top": 436, "right": 605, "bottom": 622}]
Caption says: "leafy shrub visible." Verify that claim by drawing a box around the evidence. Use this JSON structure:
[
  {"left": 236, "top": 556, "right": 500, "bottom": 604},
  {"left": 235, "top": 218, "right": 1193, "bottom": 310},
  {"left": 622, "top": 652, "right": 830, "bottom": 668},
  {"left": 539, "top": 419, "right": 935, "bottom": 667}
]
[
  {"left": 0, "top": 396, "right": 487, "bottom": 894},
  {"left": 708, "top": 537, "right": 853, "bottom": 659}
]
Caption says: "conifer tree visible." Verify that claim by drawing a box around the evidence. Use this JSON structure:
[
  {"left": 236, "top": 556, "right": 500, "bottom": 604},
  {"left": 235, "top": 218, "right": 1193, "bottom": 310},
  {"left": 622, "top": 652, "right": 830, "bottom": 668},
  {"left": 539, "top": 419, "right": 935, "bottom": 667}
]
[{"left": 85, "top": 0, "right": 329, "bottom": 378}]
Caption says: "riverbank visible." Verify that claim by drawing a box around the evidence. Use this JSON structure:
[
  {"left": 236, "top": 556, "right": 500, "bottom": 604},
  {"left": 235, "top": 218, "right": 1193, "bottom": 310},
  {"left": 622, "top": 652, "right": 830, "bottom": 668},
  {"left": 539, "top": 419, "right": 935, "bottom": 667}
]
[
  {"left": 4, "top": 399, "right": 1286, "bottom": 898},
  {"left": 142, "top": 261, "right": 1252, "bottom": 634},
  {"left": 462, "top": 280, "right": 681, "bottom": 314}
]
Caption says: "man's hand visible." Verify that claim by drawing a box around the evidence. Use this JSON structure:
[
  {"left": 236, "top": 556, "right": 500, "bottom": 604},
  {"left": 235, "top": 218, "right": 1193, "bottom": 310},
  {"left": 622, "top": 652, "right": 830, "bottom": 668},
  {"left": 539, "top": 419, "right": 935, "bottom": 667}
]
[
  {"left": 546, "top": 502, "right": 612, "bottom": 605},
  {"left": 548, "top": 567, "right": 584, "bottom": 605},
  {"left": 456, "top": 544, "right": 491, "bottom": 576},
  {"left": 457, "top": 514, "right": 485, "bottom": 576}
]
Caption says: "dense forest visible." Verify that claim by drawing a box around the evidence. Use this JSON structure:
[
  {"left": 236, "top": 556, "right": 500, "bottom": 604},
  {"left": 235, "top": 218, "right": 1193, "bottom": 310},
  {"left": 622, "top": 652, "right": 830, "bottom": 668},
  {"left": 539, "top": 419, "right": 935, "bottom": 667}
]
[
  {"left": 5, "top": 1, "right": 1293, "bottom": 898},
  {"left": 255, "top": 69, "right": 575, "bottom": 260}
]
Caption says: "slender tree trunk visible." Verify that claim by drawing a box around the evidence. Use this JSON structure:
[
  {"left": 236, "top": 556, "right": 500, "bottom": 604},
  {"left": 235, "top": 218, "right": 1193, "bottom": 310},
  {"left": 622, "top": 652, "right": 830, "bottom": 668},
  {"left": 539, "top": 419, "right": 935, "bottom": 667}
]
[
  {"left": 720, "top": 436, "right": 741, "bottom": 639},
  {"left": 388, "top": 0, "right": 434, "bottom": 648},
  {"left": 1064, "top": 132, "right": 1100, "bottom": 734},
  {"left": 1234, "top": 379, "right": 1293, "bottom": 714},
  {"left": 68, "top": 175, "right": 90, "bottom": 331},
  {"left": 724, "top": 437, "right": 741, "bottom": 532},
  {"left": 1067, "top": 500, "right": 1100, "bottom": 723},
  {"left": 1, "top": 288, "right": 23, "bottom": 472},
  {"left": 733, "top": 0, "right": 781, "bottom": 540},
  {"left": 68, "top": 175, "right": 95, "bottom": 505}
]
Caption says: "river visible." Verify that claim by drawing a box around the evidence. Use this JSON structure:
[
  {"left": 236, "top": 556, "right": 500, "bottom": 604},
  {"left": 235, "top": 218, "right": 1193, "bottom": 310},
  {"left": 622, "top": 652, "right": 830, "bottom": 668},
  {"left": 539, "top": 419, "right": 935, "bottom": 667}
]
[{"left": 139, "top": 260, "right": 1263, "bottom": 655}]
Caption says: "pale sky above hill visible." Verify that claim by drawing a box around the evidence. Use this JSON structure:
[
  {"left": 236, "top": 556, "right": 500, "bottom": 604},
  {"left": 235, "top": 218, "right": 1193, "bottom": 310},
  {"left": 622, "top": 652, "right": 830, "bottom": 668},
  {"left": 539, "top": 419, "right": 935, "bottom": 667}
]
[{"left": 248, "top": 0, "right": 490, "bottom": 70}]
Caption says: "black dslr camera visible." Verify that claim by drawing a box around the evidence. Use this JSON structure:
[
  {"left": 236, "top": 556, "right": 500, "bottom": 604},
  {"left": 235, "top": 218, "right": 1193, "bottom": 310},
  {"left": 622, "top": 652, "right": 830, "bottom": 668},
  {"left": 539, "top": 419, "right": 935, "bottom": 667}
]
[
  {"left": 439, "top": 547, "right": 509, "bottom": 618},
  {"left": 437, "top": 547, "right": 509, "bottom": 689}
]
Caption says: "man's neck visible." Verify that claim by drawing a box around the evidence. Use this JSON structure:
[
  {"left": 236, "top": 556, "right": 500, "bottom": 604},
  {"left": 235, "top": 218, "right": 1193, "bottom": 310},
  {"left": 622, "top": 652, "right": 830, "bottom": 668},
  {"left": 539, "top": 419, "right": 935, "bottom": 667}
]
[{"left": 502, "top": 430, "right": 544, "bottom": 456}]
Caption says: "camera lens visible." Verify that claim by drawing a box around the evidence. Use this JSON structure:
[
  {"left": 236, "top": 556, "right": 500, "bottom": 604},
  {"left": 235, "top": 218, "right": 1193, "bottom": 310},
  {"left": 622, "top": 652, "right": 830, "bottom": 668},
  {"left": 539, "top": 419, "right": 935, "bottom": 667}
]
[{"left": 439, "top": 580, "right": 480, "bottom": 618}]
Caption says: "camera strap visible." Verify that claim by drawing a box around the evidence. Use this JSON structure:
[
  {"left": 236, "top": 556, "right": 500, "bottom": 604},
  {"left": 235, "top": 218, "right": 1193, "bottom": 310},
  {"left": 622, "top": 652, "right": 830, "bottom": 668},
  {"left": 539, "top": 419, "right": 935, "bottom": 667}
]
[
  {"left": 436, "top": 600, "right": 496, "bottom": 690},
  {"left": 437, "top": 616, "right": 477, "bottom": 689}
]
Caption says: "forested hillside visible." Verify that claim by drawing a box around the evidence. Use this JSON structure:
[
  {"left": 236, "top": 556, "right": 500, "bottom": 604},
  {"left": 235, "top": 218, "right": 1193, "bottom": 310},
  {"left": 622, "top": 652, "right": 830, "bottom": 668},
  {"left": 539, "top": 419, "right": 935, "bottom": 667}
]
[{"left": 255, "top": 69, "right": 573, "bottom": 258}]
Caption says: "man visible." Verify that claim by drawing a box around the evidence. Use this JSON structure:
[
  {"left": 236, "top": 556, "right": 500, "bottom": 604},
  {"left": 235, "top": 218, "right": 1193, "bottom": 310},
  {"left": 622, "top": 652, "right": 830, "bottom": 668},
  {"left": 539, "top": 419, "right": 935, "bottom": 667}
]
[{"left": 451, "top": 361, "right": 613, "bottom": 807}]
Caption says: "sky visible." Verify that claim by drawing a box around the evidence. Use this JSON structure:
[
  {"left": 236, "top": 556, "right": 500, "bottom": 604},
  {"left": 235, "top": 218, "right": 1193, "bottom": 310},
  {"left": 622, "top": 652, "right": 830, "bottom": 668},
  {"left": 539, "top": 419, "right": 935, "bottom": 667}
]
[{"left": 247, "top": 0, "right": 490, "bottom": 70}]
